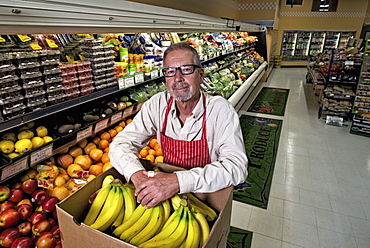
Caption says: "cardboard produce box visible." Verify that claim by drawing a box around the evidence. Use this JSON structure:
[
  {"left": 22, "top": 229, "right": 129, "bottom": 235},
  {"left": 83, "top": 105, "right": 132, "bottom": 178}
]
[{"left": 57, "top": 160, "right": 233, "bottom": 248}]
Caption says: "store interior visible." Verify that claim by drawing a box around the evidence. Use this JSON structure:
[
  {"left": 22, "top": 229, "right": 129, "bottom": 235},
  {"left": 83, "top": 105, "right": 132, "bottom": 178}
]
[{"left": 0, "top": 0, "right": 370, "bottom": 247}]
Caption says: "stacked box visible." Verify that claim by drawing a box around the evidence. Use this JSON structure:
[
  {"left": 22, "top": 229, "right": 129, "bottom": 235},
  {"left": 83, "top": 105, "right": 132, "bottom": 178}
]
[
  {"left": 59, "top": 64, "right": 80, "bottom": 100},
  {"left": 75, "top": 61, "right": 94, "bottom": 96}
]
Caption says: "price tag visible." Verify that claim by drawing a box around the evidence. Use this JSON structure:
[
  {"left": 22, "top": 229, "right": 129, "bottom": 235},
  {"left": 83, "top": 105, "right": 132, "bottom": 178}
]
[
  {"left": 125, "top": 76, "right": 135, "bottom": 88},
  {"left": 30, "top": 144, "right": 53, "bottom": 166},
  {"left": 111, "top": 111, "right": 123, "bottom": 124},
  {"left": 118, "top": 77, "right": 125, "bottom": 89},
  {"left": 77, "top": 125, "right": 93, "bottom": 141},
  {"left": 135, "top": 72, "right": 144, "bottom": 84},
  {"left": 123, "top": 106, "right": 134, "bottom": 118},
  {"left": 94, "top": 118, "right": 109, "bottom": 133},
  {"left": 150, "top": 69, "right": 158, "bottom": 79},
  {"left": 345, "top": 60, "right": 354, "bottom": 65},
  {"left": 1, "top": 157, "right": 28, "bottom": 181},
  {"left": 222, "top": 50, "right": 226, "bottom": 55}
]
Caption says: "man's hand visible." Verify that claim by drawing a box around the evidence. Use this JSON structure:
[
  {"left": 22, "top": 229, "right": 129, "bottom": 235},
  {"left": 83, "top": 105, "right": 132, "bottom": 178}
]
[{"left": 134, "top": 171, "right": 180, "bottom": 209}]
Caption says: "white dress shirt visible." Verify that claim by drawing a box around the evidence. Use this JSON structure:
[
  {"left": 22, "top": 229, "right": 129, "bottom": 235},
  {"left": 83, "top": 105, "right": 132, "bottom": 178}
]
[{"left": 109, "top": 90, "right": 248, "bottom": 193}]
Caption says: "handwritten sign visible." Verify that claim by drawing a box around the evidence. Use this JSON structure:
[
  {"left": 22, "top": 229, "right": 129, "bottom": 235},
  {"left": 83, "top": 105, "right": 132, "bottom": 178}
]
[
  {"left": 77, "top": 125, "right": 93, "bottom": 141},
  {"left": 118, "top": 77, "right": 125, "bottom": 90},
  {"left": 94, "top": 118, "right": 109, "bottom": 133},
  {"left": 150, "top": 69, "right": 158, "bottom": 79},
  {"left": 135, "top": 72, "right": 144, "bottom": 84},
  {"left": 30, "top": 144, "right": 53, "bottom": 165},
  {"left": 125, "top": 76, "right": 135, "bottom": 88},
  {"left": 111, "top": 111, "right": 123, "bottom": 124},
  {"left": 1, "top": 157, "right": 28, "bottom": 181}
]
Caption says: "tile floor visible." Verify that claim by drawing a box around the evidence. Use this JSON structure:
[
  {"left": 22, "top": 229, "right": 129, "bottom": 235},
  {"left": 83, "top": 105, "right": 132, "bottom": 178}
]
[{"left": 233, "top": 67, "right": 370, "bottom": 248}]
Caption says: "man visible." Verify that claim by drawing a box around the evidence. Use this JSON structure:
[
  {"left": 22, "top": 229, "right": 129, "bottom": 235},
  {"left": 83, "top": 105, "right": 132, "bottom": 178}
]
[{"left": 109, "top": 42, "right": 248, "bottom": 209}]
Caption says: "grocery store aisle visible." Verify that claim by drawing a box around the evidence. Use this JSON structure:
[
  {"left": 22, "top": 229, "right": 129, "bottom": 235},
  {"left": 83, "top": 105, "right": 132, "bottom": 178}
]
[{"left": 233, "top": 68, "right": 370, "bottom": 248}]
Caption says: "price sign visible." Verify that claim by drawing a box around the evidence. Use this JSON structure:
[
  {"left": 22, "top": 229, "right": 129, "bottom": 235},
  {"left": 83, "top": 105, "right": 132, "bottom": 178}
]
[
  {"left": 77, "top": 125, "right": 93, "bottom": 141},
  {"left": 125, "top": 76, "right": 135, "bottom": 88},
  {"left": 150, "top": 69, "right": 158, "bottom": 79},
  {"left": 118, "top": 77, "right": 125, "bottom": 90},
  {"left": 135, "top": 72, "right": 144, "bottom": 84},
  {"left": 1, "top": 157, "right": 28, "bottom": 181},
  {"left": 222, "top": 50, "right": 226, "bottom": 55},
  {"left": 123, "top": 106, "right": 134, "bottom": 118},
  {"left": 30, "top": 144, "right": 53, "bottom": 165},
  {"left": 111, "top": 111, "right": 123, "bottom": 124},
  {"left": 94, "top": 118, "right": 109, "bottom": 133},
  {"left": 345, "top": 60, "right": 354, "bottom": 65}
]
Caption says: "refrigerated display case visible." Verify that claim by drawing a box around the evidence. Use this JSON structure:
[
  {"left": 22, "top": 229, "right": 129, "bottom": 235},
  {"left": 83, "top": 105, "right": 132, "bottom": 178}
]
[
  {"left": 281, "top": 31, "right": 297, "bottom": 61},
  {"left": 324, "top": 31, "right": 340, "bottom": 50},
  {"left": 309, "top": 31, "right": 326, "bottom": 56},
  {"left": 294, "top": 31, "right": 311, "bottom": 60}
]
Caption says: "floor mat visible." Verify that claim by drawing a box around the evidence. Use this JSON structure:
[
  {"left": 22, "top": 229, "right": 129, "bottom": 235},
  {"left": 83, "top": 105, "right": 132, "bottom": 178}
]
[
  {"left": 233, "top": 115, "right": 283, "bottom": 208},
  {"left": 227, "top": 226, "right": 253, "bottom": 248},
  {"left": 247, "top": 87, "right": 289, "bottom": 116}
]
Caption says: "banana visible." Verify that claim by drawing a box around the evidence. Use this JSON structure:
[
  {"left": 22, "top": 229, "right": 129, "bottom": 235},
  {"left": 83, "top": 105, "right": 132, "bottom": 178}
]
[
  {"left": 161, "top": 199, "right": 171, "bottom": 224},
  {"left": 181, "top": 192, "right": 217, "bottom": 221},
  {"left": 193, "top": 211, "right": 210, "bottom": 246},
  {"left": 180, "top": 208, "right": 200, "bottom": 248},
  {"left": 120, "top": 206, "right": 154, "bottom": 242},
  {"left": 113, "top": 204, "right": 147, "bottom": 237},
  {"left": 83, "top": 184, "right": 112, "bottom": 226},
  {"left": 102, "top": 174, "right": 115, "bottom": 188},
  {"left": 111, "top": 187, "right": 125, "bottom": 229},
  {"left": 89, "top": 185, "right": 124, "bottom": 232},
  {"left": 139, "top": 206, "right": 188, "bottom": 248},
  {"left": 129, "top": 204, "right": 163, "bottom": 246},
  {"left": 170, "top": 193, "right": 182, "bottom": 210},
  {"left": 121, "top": 184, "right": 137, "bottom": 222}
]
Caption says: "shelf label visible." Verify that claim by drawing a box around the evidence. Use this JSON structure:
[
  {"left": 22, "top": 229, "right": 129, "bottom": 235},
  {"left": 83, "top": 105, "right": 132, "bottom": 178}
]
[
  {"left": 135, "top": 72, "right": 144, "bottom": 84},
  {"left": 125, "top": 76, "right": 135, "bottom": 88},
  {"left": 30, "top": 144, "right": 53, "bottom": 166},
  {"left": 150, "top": 69, "right": 158, "bottom": 79},
  {"left": 77, "top": 125, "right": 93, "bottom": 141},
  {"left": 111, "top": 111, "right": 123, "bottom": 124},
  {"left": 345, "top": 60, "right": 354, "bottom": 65},
  {"left": 118, "top": 77, "right": 125, "bottom": 90},
  {"left": 123, "top": 105, "right": 134, "bottom": 118},
  {"left": 94, "top": 118, "right": 109, "bottom": 133},
  {"left": 1, "top": 156, "right": 28, "bottom": 181}
]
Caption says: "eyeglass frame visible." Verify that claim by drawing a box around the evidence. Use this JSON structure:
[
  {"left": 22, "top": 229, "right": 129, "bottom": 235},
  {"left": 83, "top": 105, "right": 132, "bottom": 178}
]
[{"left": 161, "top": 64, "right": 201, "bottom": 77}]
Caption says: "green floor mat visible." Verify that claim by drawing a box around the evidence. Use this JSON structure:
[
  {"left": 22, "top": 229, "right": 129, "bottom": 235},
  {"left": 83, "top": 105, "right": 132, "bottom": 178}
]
[
  {"left": 234, "top": 115, "right": 283, "bottom": 208},
  {"left": 227, "top": 226, "right": 253, "bottom": 248},
  {"left": 247, "top": 87, "right": 289, "bottom": 116}
]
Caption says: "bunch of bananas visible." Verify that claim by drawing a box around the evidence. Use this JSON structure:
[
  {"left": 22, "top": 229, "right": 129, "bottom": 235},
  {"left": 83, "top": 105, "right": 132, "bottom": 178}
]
[{"left": 83, "top": 174, "right": 218, "bottom": 248}]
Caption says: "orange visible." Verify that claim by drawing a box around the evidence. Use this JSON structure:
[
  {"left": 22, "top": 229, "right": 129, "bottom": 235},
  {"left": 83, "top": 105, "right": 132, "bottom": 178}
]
[
  {"left": 143, "top": 146, "right": 150, "bottom": 151},
  {"left": 99, "top": 139, "right": 109, "bottom": 149},
  {"left": 92, "top": 136, "right": 101, "bottom": 146},
  {"left": 119, "top": 121, "right": 126, "bottom": 128},
  {"left": 100, "top": 132, "right": 111, "bottom": 140},
  {"left": 145, "top": 154, "right": 155, "bottom": 163},
  {"left": 115, "top": 125, "right": 123, "bottom": 132},
  {"left": 89, "top": 164, "right": 103, "bottom": 176},
  {"left": 148, "top": 149, "right": 156, "bottom": 156},
  {"left": 74, "top": 155, "right": 92, "bottom": 170},
  {"left": 139, "top": 149, "right": 149, "bottom": 158},
  {"left": 154, "top": 143, "right": 161, "bottom": 151},
  {"left": 108, "top": 129, "right": 117, "bottom": 138},
  {"left": 155, "top": 148, "right": 163, "bottom": 156},
  {"left": 102, "top": 162, "right": 113, "bottom": 172},
  {"left": 84, "top": 142, "right": 97, "bottom": 155},
  {"left": 67, "top": 164, "right": 83, "bottom": 177},
  {"left": 78, "top": 139, "right": 88, "bottom": 148},
  {"left": 101, "top": 152, "right": 110, "bottom": 163},
  {"left": 87, "top": 174, "right": 96, "bottom": 182},
  {"left": 104, "top": 147, "right": 110, "bottom": 153},
  {"left": 126, "top": 119, "right": 133, "bottom": 125},
  {"left": 50, "top": 186, "right": 70, "bottom": 201},
  {"left": 149, "top": 139, "right": 158, "bottom": 149},
  {"left": 155, "top": 155, "right": 164, "bottom": 163},
  {"left": 68, "top": 146, "right": 83, "bottom": 158},
  {"left": 89, "top": 148, "right": 103, "bottom": 161}
]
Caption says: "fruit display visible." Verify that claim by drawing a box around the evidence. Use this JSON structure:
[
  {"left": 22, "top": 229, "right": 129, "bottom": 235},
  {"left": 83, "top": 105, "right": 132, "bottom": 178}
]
[
  {"left": 83, "top": 175, "right": 217, "bottom": 248},
  {"left": 0, "top": 122, "right": 54, "bottom": 159}
]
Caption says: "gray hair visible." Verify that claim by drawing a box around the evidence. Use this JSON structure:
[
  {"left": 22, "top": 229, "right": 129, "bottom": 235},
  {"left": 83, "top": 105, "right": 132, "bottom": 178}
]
[{"left": 163, "top": 42, "right": 201, "bottom": 67}]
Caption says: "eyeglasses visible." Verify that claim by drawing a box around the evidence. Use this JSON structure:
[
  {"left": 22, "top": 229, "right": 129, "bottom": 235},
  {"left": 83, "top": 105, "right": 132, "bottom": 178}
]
[{"left": 162, "top": 64, "right": 200, "bottom": 77}]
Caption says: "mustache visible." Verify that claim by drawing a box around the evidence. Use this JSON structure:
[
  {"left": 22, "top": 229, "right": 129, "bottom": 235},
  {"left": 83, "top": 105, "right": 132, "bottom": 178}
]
[{"left": 172, "top": 83, "right": 190, "bottom": 90}]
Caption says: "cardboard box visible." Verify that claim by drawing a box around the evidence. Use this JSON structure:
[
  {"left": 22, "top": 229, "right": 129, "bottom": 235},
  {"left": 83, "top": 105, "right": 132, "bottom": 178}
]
[{"left": 57, "top": 160, "right": 233, "bottom": 248}]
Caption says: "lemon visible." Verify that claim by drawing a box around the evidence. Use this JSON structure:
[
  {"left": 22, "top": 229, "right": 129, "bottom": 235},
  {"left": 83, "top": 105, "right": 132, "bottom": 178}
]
[
  {"left": 7, "top": 152, "right": 20, "bottom": 159},
  {"left": 27, "top": 121, "right": 35, "bottom": 129},
  {"left": 15, "top": 139, "right": 33, "bottom": 154},
  {"left": 31, "top": 136, "right": 45, "bottom": 148},
  {"left": 0, "top": 140, "right": 15, "bottom": 154},
  {"left": 1, "top": 132, "right": 16, "bottom": 142},
  {"left": 35, "top": 126, "right": 48, "bottom": 137},
  {"left": 18, "top": 126, "right": 30, "bottom": 132},
  {"left": 43, "top": 136, "right": 53, "bottom": 143},
  {"left": 17, "top": 130, "right": 34, "bottom": 140}
]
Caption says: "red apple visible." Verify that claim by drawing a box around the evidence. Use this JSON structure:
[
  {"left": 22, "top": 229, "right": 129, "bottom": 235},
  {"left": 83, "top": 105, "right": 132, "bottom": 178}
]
[
  {"left": 35, "top": 232, "right": 57, "bottom": 248},
  {"left": 50, "top": 225, "right": 60, "bottom": 239},
  {"left": 47, "top": 217, "right": 57, "bottom": 227},
  {"left": 20, "top": 179, "right": 37, "bottom": 195},
  {"left": 52, "top": 210, "right": 58, "bottom": 221},
  {"left": 17, "top": 221, "right": 32, "bottom": 236},
  {"left": 0, "top": 186, "right": 11, "bottom": 202},
  {"left": 11, "top": 237, "right": 33, "bottom": 248},
  {"left": 28, "top": 211, "right": 46, "bottom": 225},
  {"left": 55, "top": 239, "right": 62, "bottom": 248},
  {"left": 11, "top": 183, "right": 22, "bottom": 189},
  {"left": 32, "top": 219, "right": 51, "bottom": 236},
  {"left": 8, "top": 189, "right": 23, "bottom": 204},
  {"left": 0, "top": 228, "right": 21, "bottom": 247},
  {"left": 41, "top": 197, "right": 59, "bottom": 213},
  {"left": 0, "top": 201, "right": 16, "bottom": 213},
  {"left": 16, "top": 204, "right": 33, "bottom": 221},
  {"left": 0, "top": 209, "right": 20, "bottom": 228},
  {"left": 31, "top": 190, "right": 47, "bottom": 205},
  {"left": 16, "top": 199, "right": 32, "bottom": 208}
]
